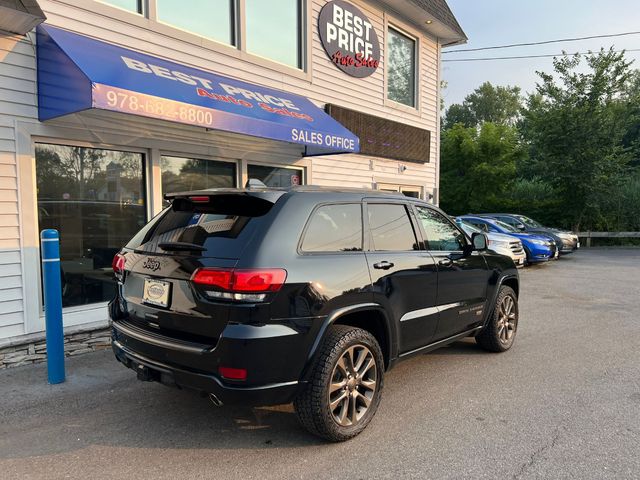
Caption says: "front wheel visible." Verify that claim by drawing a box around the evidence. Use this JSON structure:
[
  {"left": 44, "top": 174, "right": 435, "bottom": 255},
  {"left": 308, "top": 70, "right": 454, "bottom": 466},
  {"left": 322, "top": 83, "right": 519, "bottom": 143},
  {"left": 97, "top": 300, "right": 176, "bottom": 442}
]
[
  {"left": 294, "top": 325, "right": 384, "bottom": 442},
  {"left": 476, "top": 286, "right": 518, "bottom": 352}
]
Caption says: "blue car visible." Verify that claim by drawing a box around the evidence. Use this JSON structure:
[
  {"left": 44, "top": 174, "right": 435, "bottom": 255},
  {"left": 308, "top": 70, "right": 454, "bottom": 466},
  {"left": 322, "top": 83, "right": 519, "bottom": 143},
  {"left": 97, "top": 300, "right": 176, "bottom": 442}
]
[{"left": 457, "top": 216, "right": 558, "bottom": 264}]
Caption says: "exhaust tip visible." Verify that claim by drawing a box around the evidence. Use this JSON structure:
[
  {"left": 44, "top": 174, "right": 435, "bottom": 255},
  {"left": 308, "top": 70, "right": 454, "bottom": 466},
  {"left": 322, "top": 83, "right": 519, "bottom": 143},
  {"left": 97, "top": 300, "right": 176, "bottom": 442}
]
[{"left": 209, "top": 393, "right": 224, "bottom": 407}]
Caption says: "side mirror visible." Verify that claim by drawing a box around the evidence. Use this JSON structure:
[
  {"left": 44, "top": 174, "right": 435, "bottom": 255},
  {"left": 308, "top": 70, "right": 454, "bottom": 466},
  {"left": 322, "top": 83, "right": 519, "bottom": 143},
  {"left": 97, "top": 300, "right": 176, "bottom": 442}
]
[
  {"left": 471, "top": 232, "right": 488, "bottom": 251},
  {"left": 516, "top": 223, "right": 526, "bottom": 231}
]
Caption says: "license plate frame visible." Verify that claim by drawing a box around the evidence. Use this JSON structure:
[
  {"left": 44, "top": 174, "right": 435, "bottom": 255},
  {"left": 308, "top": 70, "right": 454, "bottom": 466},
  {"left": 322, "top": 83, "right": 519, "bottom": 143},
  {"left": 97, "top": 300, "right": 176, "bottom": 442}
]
[{"left": 142, "top": 278, "right": 171, "bottom": 308}]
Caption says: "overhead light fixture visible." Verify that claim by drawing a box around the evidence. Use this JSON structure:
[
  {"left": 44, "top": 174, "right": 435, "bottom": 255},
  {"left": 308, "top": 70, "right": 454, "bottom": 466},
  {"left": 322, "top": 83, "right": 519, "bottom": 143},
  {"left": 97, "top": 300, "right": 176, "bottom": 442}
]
[{"left": 426, "top": 20, "right": 433, "bottom": 25}]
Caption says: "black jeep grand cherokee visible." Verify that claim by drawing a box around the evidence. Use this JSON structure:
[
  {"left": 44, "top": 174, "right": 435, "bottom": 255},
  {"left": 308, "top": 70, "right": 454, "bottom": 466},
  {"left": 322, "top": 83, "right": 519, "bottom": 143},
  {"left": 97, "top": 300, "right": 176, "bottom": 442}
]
[{"left": 110, "top": 186, "right": 519, "bottom": 441}]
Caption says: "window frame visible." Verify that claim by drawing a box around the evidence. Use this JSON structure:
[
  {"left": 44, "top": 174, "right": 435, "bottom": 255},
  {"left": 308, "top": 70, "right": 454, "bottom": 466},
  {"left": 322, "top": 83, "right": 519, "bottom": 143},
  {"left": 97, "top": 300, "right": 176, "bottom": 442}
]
[
  {"left": 90, "top": 0, "right": 310, "bottom": 79},
  {"left": 412, "top": 203, "right": 469, "bottom": 253},
  {"left": 159, "top": 153, "right": 239, "bottom": 202},
  {"left": 298, "top": 202, "right": 365, "bottom": 255},
  {"left": 364, "top": 200, "right": 421, "bottom": 253},
  {"left": 34, "top": 140, "right": 149, "bottom": 309},
  {"left": 384, "top": 15, "right": 420, "bottom": 114}
]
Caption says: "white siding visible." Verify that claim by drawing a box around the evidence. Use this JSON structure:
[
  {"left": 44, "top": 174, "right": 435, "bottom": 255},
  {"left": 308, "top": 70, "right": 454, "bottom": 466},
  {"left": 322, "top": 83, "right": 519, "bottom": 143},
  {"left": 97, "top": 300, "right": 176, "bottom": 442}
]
[
  {"left": 0, "top": 0, "right": 444, "bottom": 341},
  {"left": 37, "top": 0, "right": 440, "bottom": 188}
]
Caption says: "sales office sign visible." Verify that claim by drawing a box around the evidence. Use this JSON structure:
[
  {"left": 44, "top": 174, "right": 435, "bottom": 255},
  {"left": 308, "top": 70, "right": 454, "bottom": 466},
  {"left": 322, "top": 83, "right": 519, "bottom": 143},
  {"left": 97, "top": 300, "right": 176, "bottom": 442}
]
[{"left": 319, "top": 0, "right": 381, "bottom": 78}]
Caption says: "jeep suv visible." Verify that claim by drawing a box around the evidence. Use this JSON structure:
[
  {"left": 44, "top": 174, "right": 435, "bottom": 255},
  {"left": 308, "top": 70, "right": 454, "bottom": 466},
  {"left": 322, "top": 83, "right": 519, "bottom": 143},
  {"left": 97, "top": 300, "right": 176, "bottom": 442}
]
[{"left": 109, "top": 186, "right": 520, "bottom": 441}]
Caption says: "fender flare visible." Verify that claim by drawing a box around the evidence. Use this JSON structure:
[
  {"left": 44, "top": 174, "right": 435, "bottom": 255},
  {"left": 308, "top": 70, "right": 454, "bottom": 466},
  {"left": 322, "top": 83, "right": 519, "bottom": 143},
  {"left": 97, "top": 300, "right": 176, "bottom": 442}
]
[
  {"left": 482, "top": 274, "right": 519, "bottom": 328},
  {"left": 301, "top": 303, "right": 395, "bottom": 381}
]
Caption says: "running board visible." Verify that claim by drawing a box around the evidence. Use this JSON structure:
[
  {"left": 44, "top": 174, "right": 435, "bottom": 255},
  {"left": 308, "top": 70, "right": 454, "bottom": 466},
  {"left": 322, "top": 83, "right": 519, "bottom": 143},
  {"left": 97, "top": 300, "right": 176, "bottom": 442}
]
[{"left": 399, "top": 326, "right": 483, "bottom": 358}]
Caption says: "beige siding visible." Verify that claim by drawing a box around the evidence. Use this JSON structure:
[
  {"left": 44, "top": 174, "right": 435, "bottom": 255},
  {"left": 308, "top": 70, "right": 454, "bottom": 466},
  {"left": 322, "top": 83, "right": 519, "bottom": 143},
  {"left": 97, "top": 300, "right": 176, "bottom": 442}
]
[
  {"left": 0, "top": 32, "right": 28, "bottom": 335},
  {"left": 38, "top": 0, "right": 439, "bottom": 183},
  {"left": 0, "top": 0, "right": 443, "bottom": 340}
]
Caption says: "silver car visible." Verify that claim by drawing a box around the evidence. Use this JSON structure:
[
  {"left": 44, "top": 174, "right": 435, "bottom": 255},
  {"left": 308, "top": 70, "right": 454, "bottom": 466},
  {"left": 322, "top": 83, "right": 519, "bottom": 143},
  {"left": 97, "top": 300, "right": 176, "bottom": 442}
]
[{"left": 457, "top": 219, "right": 526, "bottom": 268}]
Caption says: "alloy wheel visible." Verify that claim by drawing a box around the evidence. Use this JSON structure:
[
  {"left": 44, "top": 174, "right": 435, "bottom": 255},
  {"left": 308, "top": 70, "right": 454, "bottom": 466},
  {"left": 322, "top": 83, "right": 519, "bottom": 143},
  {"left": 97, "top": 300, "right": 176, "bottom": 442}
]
[
  {"left": 328, "top": 344, "right": 378, "bottom": 427},
  {"left": 497, "top": 295, "right": 517, "bottom": 343}
]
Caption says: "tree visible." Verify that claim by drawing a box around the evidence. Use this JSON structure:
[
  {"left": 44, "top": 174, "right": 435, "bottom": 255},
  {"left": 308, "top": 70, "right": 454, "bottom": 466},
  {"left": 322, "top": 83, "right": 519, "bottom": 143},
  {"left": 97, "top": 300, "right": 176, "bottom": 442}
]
[
  {"left": 443, "top": 82, "right": 522, "bottom": 130},
  {"left": 519, "top": 49, "right": 635, "bottom": 230},
  {"left": 440, "top": 122, "right": 522, "bottom": 215}
]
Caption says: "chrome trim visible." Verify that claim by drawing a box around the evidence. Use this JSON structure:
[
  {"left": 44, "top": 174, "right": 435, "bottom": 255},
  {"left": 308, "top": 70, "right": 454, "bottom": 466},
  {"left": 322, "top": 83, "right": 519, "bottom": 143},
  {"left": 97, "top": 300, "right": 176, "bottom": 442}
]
[
  {"left": 400, "top": 302, "right": 463, "bottom": 322},
  {"left": 112, "top": 321, "right": 207, "bottom": 354}
]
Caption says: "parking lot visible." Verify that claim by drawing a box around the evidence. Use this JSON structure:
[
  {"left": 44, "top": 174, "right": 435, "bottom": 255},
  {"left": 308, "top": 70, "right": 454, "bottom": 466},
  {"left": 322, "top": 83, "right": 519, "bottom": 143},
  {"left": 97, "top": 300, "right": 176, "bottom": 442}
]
[{"left": 1, "top": 248, "right": 638, "bottom": 479}]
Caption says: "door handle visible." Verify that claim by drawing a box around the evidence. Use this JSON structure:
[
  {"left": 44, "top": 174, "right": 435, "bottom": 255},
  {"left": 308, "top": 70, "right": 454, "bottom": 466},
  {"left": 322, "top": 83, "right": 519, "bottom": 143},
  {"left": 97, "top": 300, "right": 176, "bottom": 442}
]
[
  {"left": 373, "top": 261, "right": 394, "bottom": 270},
  {"left": 438, "top": 258, "right": 453, "bottom": 267}
]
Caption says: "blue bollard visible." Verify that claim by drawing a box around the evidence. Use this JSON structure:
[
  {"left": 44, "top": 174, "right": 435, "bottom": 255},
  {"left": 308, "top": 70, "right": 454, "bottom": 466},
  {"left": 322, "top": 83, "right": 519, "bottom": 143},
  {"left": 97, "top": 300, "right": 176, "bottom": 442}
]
[{"left": 40, "top": 229, "right": 65, "bottom": 384}]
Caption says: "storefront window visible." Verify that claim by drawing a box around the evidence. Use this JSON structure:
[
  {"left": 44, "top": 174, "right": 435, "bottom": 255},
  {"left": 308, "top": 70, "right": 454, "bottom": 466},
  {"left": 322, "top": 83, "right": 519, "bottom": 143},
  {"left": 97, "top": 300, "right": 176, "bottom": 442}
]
[
  {"left": 161, "top": 156, "right": 236, "bottom": 204},
  {"left": 157, "top": 0, "right": 235, "bottom": 45},
  {"left": 247, "top": 165, "right": 303, "bottom": 188},
  {"left": 245, "top": 0, "right": 301, "bottom": 68},
  {"left": 100, "top": 0, "right": 142, "bottom": 14},
  {"left": 35, "top": 144, "right": 146, "bottom": 308},
  {"left": 387, "top": 27, "right": 416, "bottom": 108}
]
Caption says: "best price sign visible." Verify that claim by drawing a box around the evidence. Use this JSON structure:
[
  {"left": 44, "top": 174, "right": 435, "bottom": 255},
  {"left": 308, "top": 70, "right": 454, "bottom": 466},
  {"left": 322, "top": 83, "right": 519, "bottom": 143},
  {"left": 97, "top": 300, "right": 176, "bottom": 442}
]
[{"left": 318, "top": 0, "right": 380, "bottom": 78}]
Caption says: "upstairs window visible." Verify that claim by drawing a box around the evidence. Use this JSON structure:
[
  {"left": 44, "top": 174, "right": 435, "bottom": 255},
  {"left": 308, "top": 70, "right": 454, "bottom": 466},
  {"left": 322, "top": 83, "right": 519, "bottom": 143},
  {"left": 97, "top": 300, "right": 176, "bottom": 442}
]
[
  {"left": 245, "top": 0, "right": 302, "bottom": 69},
  {"left": 156, "top": 0, "right": 235, "bottom": 45},
  {"left": 100, "top": 0, "right": 143, "bottom": 14},
  {"left": 387, "top": 26, "right": 416, "bottom": 108}
]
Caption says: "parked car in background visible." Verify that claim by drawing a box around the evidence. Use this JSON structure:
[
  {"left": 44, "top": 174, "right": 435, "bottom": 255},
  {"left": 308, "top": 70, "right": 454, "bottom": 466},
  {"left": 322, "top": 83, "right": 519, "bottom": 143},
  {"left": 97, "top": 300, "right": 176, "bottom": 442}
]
[
  {"left": 457, "top": 215, "right": 558, "bottom": 264},
  {"left": 477, "top": 214, "right": 579, "bottom": 254},
  {"left": 455, "top": 218, "right": 526, "bottom": 268}
]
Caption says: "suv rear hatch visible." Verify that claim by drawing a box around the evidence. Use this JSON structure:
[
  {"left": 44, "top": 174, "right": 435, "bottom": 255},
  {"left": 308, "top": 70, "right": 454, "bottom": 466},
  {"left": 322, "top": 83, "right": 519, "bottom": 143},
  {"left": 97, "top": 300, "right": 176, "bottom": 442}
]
[{"left": 114, "top": 190, "right": 284, "bottom": 356}]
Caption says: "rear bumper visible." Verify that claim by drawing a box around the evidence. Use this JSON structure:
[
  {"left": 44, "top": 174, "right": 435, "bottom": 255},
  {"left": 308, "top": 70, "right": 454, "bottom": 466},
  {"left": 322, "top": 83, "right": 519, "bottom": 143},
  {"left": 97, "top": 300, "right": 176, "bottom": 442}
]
[{"left": 112, "top": 337, "right": 302, "bottom": 406}]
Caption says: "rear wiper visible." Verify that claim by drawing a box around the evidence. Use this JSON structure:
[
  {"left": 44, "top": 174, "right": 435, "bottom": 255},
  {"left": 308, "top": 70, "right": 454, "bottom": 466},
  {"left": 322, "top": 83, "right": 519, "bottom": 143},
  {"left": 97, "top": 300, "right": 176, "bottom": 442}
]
[{"left": 158, "top": 242, "right": 206, "bottom": 252}]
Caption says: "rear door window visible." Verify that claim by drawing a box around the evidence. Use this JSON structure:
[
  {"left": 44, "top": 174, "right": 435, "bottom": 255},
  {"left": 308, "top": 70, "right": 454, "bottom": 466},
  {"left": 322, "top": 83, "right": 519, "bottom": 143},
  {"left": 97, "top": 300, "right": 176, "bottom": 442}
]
[
  {"left": 126, "top": 194, "right": 277, "bottom": 258},
  {"left": 301, "top": 204, "right": 363, "bottom": 252},
  {"left": 367, "top": 204, "right": 419, "bottom": 251}
]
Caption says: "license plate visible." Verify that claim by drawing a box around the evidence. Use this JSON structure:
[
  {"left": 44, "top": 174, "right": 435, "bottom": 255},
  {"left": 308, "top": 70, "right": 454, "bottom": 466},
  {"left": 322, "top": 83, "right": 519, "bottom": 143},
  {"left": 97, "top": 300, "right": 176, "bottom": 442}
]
[
  {"left": 518, "top": 258, "right": 524, "bottom": 265},
  {"left": 577, "top": 242, "right": 580, "bottom": 249},
  {"left": 554, "top": 250, "right": 560, "bottom": 259},
  {"left": 143, "top": 279, "right": 171, "bottom": 308}
]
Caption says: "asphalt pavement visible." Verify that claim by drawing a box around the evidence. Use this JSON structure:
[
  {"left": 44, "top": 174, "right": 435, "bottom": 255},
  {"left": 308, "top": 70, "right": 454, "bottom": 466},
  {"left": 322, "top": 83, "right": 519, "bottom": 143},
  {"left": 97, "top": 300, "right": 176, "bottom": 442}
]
[{"left": 1, "top": 248, "right": 639, "bottom": 479}]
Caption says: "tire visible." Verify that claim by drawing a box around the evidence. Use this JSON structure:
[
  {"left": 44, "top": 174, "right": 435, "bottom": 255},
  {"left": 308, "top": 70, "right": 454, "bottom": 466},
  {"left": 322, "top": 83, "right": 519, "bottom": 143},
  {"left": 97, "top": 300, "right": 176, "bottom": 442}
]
[
  {"left": 476, "top": 286, "right": 518, "bottom": 352},
  {"left": 294, "top": 325, "right": 384, "bottom": 442}
]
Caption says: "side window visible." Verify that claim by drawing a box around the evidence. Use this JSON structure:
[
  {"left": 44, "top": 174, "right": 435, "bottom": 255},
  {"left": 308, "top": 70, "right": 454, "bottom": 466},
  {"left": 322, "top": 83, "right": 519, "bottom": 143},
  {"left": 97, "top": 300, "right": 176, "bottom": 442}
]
[
  {"left": 301, "top": 204, "right": 363, "bottom": 252},
  {"left": 368, "top": 204, "right": 418, "bottom": 251},
  {"left": 416, "top": 207, "right": 466, "bottom": 251},
  {"left": 498, "top": 216, "right": 516, "bottom": 226},
  {"left": 472, "top": 222, "right": 489, "bottom": 233}
]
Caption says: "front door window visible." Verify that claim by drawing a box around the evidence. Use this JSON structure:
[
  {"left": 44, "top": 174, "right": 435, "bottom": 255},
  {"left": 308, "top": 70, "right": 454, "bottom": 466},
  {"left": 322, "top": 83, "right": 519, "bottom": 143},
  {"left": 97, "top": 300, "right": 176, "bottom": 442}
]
[{"left": 36, "top": 144, "right": 146, "bottom": 308}]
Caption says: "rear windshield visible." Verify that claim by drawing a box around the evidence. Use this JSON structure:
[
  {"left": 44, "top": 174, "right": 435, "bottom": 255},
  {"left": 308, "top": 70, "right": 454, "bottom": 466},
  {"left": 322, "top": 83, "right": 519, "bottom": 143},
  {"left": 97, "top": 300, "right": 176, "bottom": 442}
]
[{"left": 125, "top": 194, "right": 274, "bottom": 258}]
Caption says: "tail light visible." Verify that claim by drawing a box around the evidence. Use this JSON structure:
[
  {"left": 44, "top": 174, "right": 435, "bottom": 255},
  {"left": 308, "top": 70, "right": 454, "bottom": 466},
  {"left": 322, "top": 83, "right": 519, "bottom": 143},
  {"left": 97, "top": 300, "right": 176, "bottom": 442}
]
[
  {"left": 112, "top": 253, "right": 126, "bottom": 282},
  {"left": 191, "top": 268, "right": 287, "bottom": 302},
  {"left": 219, "top": 366, "right": 247, "bottom": 381}
]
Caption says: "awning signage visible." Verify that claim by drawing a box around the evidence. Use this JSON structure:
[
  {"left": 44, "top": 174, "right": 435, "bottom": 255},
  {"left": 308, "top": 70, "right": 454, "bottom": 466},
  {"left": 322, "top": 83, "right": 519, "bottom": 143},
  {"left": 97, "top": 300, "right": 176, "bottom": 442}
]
[{"left": 36, "top": 25, "right": 359, "bottom": 154}]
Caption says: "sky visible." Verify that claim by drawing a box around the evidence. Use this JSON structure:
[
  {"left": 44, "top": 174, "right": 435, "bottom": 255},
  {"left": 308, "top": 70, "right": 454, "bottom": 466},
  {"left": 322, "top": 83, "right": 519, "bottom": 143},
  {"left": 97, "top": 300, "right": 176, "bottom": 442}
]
[{"left": 442, "top": 0, "right": 640, "bottom": 108}]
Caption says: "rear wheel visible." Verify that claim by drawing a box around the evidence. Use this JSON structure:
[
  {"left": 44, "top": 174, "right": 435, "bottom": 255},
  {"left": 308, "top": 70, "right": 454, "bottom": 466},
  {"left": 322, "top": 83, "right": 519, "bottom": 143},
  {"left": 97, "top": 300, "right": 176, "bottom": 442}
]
[
  {"left": 294, "top": 325, "right": 384, "bottom": 442},
  {"left": 476, "top": 286, "right": 518, "bottom": 352}
]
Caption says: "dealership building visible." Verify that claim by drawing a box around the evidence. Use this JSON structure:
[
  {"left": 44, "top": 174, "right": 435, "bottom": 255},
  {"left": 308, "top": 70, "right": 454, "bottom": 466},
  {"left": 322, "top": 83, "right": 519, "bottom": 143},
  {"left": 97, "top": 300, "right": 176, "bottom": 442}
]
[{"left": 0, "top": 0, "right": 465, "bottom": 357}]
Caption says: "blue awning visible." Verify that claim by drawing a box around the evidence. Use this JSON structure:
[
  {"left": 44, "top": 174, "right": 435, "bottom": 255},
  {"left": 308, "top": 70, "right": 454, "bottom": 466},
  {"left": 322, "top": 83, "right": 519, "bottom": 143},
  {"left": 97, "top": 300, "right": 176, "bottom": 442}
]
[{"left": 36, "top": 25, "right": 359, "bottom": 154}]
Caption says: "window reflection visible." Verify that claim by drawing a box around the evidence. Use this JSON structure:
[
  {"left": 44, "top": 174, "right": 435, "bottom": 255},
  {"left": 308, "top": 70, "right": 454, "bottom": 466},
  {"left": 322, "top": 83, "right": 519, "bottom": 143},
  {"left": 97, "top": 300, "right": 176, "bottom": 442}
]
[
  {"left": 368, "top": 204, "right": 418, "bottom": 251},
  {"left": 156, "top": 0, "right": 234, "bottom": 45},
  {"left": 387, "top": 27, "right": 416, "bottom": 107},
  {"left": 161, "top": 156, "right": 236, "bottom": 206},
  {"left": 100, "top": 0, "right": 142, "bottom": 14},
  {"left": 247, "top": 165, "right": 303, "bottom": 188},
  {"left": 246, "top": 0, "right": 301, "bottom": 68},
  {"left": 416, "top": 207, "right": 465, "bottom": 251},
  {"left": 36, "top": 144, "right": 146, "bottom": 307}
]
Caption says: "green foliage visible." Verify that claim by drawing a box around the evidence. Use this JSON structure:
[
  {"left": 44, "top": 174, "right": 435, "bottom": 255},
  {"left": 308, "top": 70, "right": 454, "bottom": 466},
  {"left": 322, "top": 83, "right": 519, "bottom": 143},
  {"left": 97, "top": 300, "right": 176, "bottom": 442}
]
[
  {"left": 440, "top": 122, "right": 522, "bottom": 215},
  {"left": 440, "top": 49, "right": 640, "bottom": 232},
  {"left": 520, "top": 49, "right": 635, "bottom": 230},
  {"left": 443, "top": 82, "right": 522, "bottom": 129}
]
